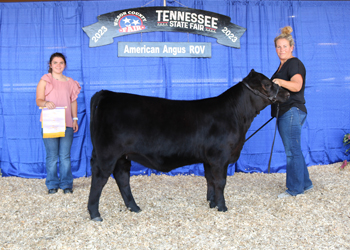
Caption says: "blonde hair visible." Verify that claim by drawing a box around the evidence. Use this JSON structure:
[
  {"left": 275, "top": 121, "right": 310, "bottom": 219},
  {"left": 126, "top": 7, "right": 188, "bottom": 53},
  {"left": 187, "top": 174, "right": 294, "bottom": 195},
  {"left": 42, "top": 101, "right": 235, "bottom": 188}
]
[{"left": 274, "top": 26, "right": 295, "bottom": 48}]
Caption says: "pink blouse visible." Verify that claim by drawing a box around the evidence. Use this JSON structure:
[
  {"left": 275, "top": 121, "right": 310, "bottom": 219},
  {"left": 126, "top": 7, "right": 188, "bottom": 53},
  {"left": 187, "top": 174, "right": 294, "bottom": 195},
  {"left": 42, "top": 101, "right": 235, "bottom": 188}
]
[{"left": 40, "top": 73, "right": 81, "bottom": 128}]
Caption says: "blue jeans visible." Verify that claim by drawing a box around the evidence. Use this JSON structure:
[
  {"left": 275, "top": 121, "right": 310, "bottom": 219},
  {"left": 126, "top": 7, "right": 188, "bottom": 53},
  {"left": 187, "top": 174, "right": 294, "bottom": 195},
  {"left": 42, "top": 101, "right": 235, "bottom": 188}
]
[
  {"left": 277, "top": 107, "right": 312, "bottom": 196},
  {"left": 41, "top": 128, "right": 74, "bottom": 190}
]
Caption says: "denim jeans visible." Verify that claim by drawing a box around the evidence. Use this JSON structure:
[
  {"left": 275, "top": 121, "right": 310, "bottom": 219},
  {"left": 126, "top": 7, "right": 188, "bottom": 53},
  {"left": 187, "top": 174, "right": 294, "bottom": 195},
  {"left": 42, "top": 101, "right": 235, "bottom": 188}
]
[
  {"left": 277, "top": 107, "right": 313, "bottom": 196},
  {"left": 41, "top": 127, "right": 74, "bottom": 190}
]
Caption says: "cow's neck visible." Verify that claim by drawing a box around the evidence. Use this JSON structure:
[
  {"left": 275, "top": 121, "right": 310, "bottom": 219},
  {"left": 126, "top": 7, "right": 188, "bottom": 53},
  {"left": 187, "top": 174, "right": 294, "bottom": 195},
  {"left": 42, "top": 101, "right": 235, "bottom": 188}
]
[{"left": 238, "top": 84, "right": 270, "bottom": 133}]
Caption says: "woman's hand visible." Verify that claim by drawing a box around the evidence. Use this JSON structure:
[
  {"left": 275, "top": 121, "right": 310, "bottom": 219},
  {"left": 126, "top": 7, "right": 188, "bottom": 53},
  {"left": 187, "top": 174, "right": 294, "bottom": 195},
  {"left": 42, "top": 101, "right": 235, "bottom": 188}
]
[
  {"left": 73, "top": 120, "right": 79, "bottom": 133},
  {"left": 44, "top": 101, "right": 56, "bottom": 109},
  {"left": 272, "top": 78, "right": 282, "bottom": 86},
  {"left": 71, "top": 100, "right": 78, "bottom": 133}
]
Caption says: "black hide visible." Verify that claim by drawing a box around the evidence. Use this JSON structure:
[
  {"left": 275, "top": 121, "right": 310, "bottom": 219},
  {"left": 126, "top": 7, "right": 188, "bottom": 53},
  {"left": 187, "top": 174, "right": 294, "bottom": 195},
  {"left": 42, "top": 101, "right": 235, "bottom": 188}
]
[{"left": 88, "top": 69, "right": 289, "bottom": 221}]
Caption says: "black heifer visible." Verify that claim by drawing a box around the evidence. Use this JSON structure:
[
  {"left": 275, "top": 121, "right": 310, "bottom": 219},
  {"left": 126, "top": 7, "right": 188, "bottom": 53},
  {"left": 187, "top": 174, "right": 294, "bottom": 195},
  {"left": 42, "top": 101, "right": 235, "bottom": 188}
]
[{"left": 88, "top": 69, "right": 289, "bottom": 221}]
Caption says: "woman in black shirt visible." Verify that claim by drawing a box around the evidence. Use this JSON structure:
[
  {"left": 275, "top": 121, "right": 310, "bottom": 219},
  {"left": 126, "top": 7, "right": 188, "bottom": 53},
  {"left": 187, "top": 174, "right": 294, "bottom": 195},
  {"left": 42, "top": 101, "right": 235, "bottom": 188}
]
[{"left": 271, "top": 26, "right": 313, "bottom": 198}]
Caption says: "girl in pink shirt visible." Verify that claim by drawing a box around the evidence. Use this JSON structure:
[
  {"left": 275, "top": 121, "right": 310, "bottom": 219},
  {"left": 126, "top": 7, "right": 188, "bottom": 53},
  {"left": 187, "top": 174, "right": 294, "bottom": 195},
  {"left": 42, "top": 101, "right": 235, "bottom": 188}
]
[{"left": 36, "top": 52, "right": 81, "bottom": 194}]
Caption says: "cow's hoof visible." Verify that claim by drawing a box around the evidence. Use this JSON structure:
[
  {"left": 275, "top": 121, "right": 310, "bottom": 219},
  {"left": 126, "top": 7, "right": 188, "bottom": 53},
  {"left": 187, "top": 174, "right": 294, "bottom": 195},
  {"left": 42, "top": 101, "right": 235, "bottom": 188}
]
[
  {"left": 128, "top": 206, "right": 142, "bottom": 213},
  {"left": 217, "top": 206, "right": 228, "bottom": 212},
  {"left": 209, "top": 201, "right": 216, "bottom": 209},
  {"left": 91, "top": 216, "right": 103, "bottom": 222}
]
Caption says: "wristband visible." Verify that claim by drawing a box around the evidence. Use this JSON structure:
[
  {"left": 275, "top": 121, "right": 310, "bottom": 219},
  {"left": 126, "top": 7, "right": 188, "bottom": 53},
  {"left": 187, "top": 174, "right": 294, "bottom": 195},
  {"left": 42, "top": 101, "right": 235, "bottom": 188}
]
[{"left": 73, "top": 117, "right": 78, "bottom": 121}]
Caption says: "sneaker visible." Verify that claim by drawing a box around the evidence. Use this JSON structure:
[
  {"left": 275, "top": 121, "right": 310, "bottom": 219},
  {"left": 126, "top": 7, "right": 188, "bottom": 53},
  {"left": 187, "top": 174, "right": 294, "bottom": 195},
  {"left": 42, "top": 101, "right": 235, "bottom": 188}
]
[
  {"left": 48, "top": 188, "right": 58, "bottom": 194},
  {"left": 278, "top": 191, "right": 292, "bottom": 198},
  {"left": 63, "top": 188, "right": 73, "bottom": 194}
]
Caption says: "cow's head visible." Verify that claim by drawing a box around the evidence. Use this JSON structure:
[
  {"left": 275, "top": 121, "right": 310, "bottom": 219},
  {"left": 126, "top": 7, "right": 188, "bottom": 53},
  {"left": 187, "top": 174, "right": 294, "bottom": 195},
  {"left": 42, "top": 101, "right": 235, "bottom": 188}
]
[{"left": 242, "top": 69, "right": 290, "bottom": 104}]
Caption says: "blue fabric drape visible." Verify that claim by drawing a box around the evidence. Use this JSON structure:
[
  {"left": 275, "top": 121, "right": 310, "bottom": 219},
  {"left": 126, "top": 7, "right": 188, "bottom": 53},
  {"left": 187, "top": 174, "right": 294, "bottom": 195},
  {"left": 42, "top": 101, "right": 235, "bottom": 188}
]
[{"left": 1, "top": 0, "right": 350, "bottom": 178}]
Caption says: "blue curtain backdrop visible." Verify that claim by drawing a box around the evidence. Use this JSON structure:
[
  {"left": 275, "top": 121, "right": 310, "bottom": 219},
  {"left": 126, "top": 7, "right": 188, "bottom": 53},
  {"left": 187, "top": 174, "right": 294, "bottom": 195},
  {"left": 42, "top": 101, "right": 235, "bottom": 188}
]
[{"left": 1, "top": 0, "right": 349, "bottom": 178}]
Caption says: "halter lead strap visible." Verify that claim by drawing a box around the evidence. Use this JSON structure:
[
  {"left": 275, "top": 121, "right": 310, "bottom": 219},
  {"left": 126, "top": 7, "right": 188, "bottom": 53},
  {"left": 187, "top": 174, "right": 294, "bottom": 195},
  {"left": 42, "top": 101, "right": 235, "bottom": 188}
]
[{"left": 268, "top": 103, "right": 279, "bottom": 173}]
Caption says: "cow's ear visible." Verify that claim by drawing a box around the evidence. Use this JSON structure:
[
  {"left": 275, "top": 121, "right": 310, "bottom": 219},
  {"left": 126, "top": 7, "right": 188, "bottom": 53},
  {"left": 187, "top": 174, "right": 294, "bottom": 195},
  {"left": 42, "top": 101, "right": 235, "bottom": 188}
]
[{"left": 248, "top": 69, "right": 256, "bottom": 78}]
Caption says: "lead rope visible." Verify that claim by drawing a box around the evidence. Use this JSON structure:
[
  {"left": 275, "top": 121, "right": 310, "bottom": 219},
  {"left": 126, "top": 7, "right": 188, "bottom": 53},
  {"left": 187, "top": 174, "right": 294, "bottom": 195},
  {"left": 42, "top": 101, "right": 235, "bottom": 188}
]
[
  {"left": 268, "top": 103, "right": 279, "bottom": 173},
  {"left": 245, "top": 117, "right": 274, "bottom": 142}
]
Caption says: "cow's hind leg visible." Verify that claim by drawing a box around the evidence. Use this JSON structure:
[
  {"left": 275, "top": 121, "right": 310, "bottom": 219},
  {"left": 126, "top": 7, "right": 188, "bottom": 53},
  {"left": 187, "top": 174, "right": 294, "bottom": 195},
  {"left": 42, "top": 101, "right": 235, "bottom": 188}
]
[
  {"left": 113, "top": 157, "right": 141, "bottom": 212},
  {"left": 204, "top": 163, "right": 216, "bottom": 208},
  {"left": 88, "top": 168, "right": 110, "bottom": 222}
]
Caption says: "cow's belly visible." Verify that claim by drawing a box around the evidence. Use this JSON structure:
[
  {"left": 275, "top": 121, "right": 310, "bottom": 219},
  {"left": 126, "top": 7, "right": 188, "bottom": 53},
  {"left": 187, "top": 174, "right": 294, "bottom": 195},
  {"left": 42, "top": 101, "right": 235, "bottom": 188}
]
[{"left": 126, "top": 153, "right": 200, "bottom": 172}]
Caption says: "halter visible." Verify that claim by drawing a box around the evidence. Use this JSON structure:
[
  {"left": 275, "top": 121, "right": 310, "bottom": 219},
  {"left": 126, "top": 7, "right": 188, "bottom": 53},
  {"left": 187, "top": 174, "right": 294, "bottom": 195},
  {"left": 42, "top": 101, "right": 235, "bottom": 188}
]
[{"left": 242, "top": 81, "right": 280, "bottom": 103}]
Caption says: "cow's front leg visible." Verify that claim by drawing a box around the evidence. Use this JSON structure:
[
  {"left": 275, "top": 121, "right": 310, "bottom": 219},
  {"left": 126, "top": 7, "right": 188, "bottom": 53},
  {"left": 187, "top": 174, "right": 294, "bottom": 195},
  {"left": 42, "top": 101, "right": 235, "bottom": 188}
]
[
  {"left": 211, "top": 163, "right": 229, "bottom": 212},
  {"left": 113, "top": 157, "right": 141, "bottom": 213},
  {"left": 88, "top": 169, "right": 110, "bottom": 221},
  {"left": 204, "top": 163, "right": 216, "bottom": 208}
]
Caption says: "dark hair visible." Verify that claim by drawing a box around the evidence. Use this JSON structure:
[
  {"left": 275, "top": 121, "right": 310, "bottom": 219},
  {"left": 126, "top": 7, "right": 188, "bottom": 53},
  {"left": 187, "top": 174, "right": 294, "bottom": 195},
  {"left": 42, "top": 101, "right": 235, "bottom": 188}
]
[{"left": 48, "top": 52, "right": 67, "bottom": 73}]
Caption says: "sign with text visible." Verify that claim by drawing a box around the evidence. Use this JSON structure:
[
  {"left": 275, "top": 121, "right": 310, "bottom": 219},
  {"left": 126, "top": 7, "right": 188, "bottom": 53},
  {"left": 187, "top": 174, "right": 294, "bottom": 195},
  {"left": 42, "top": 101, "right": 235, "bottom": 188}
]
[
  {"left": 118, "top": 42, "right": 211, "bottom": 57},
  {"left": 42, "top": 107, "right": 66, "bottom": 138},
  {"left": 82, "top": 6, "right": 246, "bottom": 48}
]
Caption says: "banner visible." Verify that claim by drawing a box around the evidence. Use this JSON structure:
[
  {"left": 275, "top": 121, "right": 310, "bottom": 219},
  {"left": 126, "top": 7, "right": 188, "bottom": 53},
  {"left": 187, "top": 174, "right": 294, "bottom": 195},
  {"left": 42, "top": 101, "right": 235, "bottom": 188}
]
[
  {"left": 82, "top": 6, "right": 246, "bottom": 48},
  {"left": 118, "top": 42, "right": 211, "bottom": 57},
  {"left": 42, "top": 107, "right": 66, "bottom": 138}
]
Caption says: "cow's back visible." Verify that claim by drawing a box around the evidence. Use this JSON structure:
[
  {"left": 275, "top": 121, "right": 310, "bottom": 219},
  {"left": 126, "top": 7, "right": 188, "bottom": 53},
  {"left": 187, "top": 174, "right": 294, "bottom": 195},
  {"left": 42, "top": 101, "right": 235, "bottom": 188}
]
[{"left": 91, "top": 90, "right": 229, "bottom": 138}]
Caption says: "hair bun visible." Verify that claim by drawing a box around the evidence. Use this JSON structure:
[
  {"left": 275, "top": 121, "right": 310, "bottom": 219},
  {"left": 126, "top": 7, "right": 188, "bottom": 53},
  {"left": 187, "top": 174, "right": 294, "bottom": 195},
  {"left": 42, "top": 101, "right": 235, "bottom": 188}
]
[{"left": 281, "top": 26, "right": 293, "bottom": 35}]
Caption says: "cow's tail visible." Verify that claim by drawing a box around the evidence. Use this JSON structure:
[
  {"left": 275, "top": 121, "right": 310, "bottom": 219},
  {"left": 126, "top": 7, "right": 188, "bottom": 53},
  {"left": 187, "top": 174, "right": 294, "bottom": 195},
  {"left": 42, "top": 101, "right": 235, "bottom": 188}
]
[{"left": 89, "top": 90, "right": 103, "bottom": 152}]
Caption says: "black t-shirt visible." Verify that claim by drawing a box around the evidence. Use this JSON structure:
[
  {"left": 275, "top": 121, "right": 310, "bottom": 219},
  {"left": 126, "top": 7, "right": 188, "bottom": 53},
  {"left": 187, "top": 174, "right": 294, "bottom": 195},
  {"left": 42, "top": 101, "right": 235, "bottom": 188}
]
[{"left": 271, "top": 57, "right": 307, "bottom": 117}]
